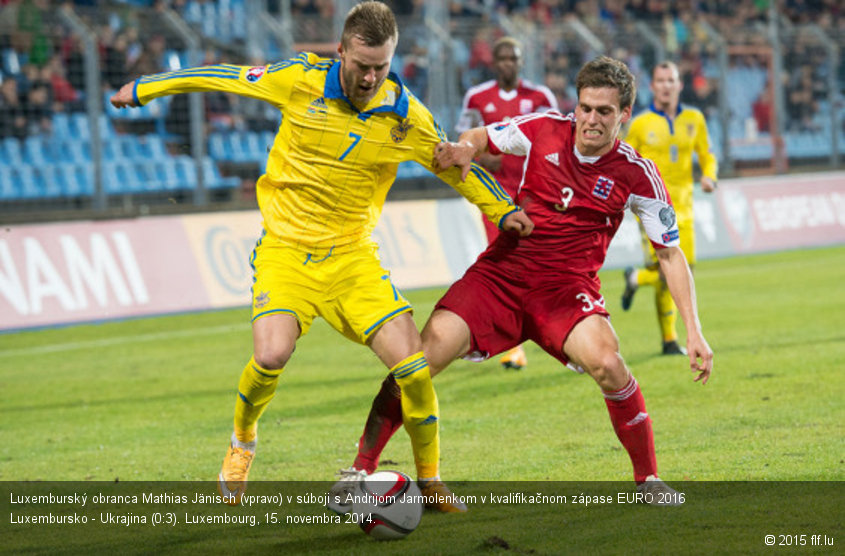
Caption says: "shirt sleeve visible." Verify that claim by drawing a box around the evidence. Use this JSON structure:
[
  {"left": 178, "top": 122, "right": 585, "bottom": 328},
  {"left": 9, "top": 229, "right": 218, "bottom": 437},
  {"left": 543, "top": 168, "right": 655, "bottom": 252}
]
[
  {"left": 693, "top": 111, "right": 718, "bottom": 181},
  {"left": 409, "top": 97, "right": 516, "bottom": 227},
  {"left": 486, "top": 117, "right": 534, "bottom": 157},
  {"left": 625, "top": 158, "right": 680, "bottom": 249},
  {"left": 133, "top": 53, "right": 322, "bottom": 109}
]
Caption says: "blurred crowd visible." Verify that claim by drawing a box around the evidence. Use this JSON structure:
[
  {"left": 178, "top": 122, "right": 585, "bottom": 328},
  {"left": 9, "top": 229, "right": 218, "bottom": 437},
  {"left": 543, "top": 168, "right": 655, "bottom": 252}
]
[{"left": 0, "top": 0, "right": 841, "bottom": 141}]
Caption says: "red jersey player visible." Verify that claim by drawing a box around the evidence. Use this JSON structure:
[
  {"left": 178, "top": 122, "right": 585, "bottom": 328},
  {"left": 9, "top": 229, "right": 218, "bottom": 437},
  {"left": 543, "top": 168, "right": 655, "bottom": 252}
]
[
  {"left": 331, "top": 56, "right": 713, "bottom": 509},
  {"left": 456, "top": 36, "right": 557, "bottom": 370}
]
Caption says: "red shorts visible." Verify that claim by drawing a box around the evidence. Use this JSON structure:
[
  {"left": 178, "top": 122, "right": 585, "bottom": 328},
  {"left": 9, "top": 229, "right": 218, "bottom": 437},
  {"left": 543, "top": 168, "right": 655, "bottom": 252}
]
[{"left": 435, "top": 247, "right": 609, "bottom": 366}]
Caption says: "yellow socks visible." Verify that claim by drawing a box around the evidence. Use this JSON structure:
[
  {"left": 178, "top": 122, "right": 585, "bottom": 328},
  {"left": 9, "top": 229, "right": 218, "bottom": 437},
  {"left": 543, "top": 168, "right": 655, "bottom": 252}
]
[
  {"left": 233, "top": 356, "right": 284, "bottom": 443},
  {"left": 636, "top": 267, "right": 661, "bottom": 288},
  {"left": 655, "top": 281, "right": 678, "bottom": 342},
  {"left": 391, "top": 351, "right": 440, "bottom": 479}
]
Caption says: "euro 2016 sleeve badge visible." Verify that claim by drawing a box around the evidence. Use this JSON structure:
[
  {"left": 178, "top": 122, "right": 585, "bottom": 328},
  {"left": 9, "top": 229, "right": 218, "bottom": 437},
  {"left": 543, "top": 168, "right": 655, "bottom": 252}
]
[{"left": 390, "top": 119, "right": 413, "bottom": 143}]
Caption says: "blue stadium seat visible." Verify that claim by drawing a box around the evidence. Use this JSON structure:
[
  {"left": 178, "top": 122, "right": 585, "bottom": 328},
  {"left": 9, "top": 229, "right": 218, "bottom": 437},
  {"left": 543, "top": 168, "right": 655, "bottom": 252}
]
[
  {"left": 173, "top": 156, "right": 199, "bottom": 189},
  {"left": 1, "top": 137, "right": 24, "bottom": 166},
  {"left": 208, "top": 132, "right": 232, "bottom": 161},
  {"left": 1, "top": 47, "right": 21, "bottom": 76},
  {"left": 61, "top": 138, "right": 90, "bottom": 163},
  {"left": 23, "top": 136, "right": 49, "bottom": 166},
  {"left": 71, "top": 113, "right": 114, "bottom": 142},
  {"left": 52, "top": 113, "right": 74, "bottom": 141},
  {"left": 203, "top": 157, "right": 240, "bottom": 189},
  {"left": 57, "top": 163, "right": 92, "bottom": 196},
  {"left": 261, "top": 131, "right": 275, "bottom": 151},
  {"left": 242, "top": 132, "right": 264, "bottom": 161},
  {"left": 132, "top": 160, "right": 160, "bottom": 191},
  {"left": 117, "top": 135, "right": 143, "bottom": 160},
  {"left": 103, "top": 161, "right": 144, "bottom": 194},
  {"left": 153, "top": 159, "right": 182, "bottom": 191},
  {"left": 0, "top": 166, "right": 20, "bottom": 199},
  {"left": 14, "top": 165, "right": 43, "bottom": 199},
  {"left": 102, "top": 138, "right": 122, "bottom": 161},
  {"left": 139, "top": 135, "right": 169, "bottom": 161},
  {"left": 230, "top": 131, "right": 260, "bottom": 163},
  {"left": 35, "top": 165, "right": 66, "bottom": 198}
]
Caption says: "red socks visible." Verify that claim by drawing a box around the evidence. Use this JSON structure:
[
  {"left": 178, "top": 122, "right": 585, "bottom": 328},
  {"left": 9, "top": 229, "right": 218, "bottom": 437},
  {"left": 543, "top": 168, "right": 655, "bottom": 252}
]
[
  {"left": 353, "top": 374, "right": 404, "bottom": 474},
  {"left": 603, "top": 376, "right": 658, "bottom": 483}
]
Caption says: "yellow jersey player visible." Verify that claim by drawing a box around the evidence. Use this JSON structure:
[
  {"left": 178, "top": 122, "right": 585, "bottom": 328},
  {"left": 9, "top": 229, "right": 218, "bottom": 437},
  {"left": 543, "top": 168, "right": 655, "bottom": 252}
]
[
  {"left": 622, "top": 61, "right": 717, "bottom": 355},
  {"left": 110, "top": 1, "right": 532, "bottom": 512}
]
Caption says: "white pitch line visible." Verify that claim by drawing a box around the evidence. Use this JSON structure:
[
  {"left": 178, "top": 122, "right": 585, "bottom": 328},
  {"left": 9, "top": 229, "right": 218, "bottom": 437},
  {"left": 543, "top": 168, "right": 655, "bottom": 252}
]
[{"left": 0, "top": 323, "right": 250, "bottom": 358}]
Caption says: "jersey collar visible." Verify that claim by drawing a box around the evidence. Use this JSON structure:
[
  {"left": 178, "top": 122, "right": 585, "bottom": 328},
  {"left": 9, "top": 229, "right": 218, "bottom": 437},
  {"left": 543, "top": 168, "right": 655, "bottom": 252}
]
[
  {"left": 324, "top": 59, "right": 409, "bottom": 118},
  {"left": 649, "top": 101, "right": 682, "bottom": 118}
]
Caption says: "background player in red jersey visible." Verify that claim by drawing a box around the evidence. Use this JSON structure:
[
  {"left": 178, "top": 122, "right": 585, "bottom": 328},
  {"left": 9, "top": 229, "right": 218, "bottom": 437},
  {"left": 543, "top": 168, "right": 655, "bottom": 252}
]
[
  {"left": 455, "top": 36, "right": 557, "bottom": 370},
  {"left": 336, "top": 56, "right": 713, "bottom": 505}
]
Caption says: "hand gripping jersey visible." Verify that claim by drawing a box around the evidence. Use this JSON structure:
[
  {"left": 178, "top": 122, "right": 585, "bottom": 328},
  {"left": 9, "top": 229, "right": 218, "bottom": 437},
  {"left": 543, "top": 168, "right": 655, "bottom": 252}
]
[
  {"left": 133, "top": 53, "right": 515, "bottom": 254},
  {"left": 624, "top": 103, "right": 717, "bottom": 221},
  {"left": 455, "top": 79, "right": 557, "bottom": 196},
  {"left": 486, "top": 111, "right": 680, "bottom": 278}
]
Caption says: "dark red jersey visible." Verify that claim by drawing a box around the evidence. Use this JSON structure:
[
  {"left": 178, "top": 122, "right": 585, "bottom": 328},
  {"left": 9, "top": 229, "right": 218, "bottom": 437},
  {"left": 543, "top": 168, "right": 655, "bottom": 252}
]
[
  {"left": 456, "top": 79, "right": 557, "bottom": 197},
  {"left": 486, "top": 111, "right": 680, "bottom": 279}
]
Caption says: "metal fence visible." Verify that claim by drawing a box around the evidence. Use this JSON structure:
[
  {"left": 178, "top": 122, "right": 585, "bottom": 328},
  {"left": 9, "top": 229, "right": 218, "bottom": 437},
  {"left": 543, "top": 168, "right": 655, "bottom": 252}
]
[{"left": 0, "top": 1, "right": 842, "bottom": 221}]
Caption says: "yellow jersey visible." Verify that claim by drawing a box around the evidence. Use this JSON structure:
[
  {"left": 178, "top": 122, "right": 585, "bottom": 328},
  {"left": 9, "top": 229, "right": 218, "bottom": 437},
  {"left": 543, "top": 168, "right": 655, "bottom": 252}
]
[
  {"left": 624, "top": 103, "right": 717, "bottom": 220},
  {"left": 134, "top": 53, "right": 514, "bottom": 254}
]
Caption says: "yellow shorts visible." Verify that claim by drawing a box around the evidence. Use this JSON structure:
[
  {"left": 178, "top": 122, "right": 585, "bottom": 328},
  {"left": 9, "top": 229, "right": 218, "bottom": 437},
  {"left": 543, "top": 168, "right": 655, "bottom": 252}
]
[
  {"left": 640, "top": 216, "right": 695, "bottom": 268},
  {"left": 249, "top": 237, "right": 412, "bottom": 344}
]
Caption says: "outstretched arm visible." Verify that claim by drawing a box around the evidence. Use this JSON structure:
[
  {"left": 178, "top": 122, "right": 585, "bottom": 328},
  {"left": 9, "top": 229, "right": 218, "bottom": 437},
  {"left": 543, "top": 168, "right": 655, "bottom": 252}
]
[
  {"left": 433, "top": 126, "right": 533, "bottom": 237},
  {"left": 434, "top": 127, "right": 489, "bottom": 181},
  {"left": 107, "top": 59, "right": 301, "bottom": 111},
  {"left": 656, "top": 246, "right": 714, "bottom": 383}
]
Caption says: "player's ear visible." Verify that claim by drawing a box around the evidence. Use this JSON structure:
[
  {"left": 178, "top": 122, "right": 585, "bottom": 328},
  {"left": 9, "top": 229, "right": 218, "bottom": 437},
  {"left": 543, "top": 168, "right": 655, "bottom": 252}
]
[
  {"left": 620, "top": 105, "right": 632, "bottom": 124},
  {"left": 336, "top": 42, "right": 344, "bottom": 58}
]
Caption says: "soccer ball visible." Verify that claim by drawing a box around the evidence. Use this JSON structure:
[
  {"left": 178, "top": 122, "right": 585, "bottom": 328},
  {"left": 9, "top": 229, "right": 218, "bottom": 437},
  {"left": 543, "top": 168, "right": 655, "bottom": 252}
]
[{"left": 351, "top": 470, "right": 423, "bottom": 540}]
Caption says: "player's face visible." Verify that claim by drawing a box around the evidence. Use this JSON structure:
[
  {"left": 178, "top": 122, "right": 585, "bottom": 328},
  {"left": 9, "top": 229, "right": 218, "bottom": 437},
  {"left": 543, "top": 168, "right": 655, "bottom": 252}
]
[
  {"left": 494, "top": 45, "right": 521, "bottom": 88},
  {"left": 338, "top": 35, "right": 396, "bottom": 108},
  {"left": 574, "top": 86, "right": 631, "bottom": 157},
  {"left": 650, "top": 66, "right": 682, "bottom": 110}
]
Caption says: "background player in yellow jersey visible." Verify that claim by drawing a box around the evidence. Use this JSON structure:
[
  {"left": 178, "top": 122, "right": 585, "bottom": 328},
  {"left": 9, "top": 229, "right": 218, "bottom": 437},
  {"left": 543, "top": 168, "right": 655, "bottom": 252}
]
[
  {"left": 110, "top": 1, "right": 532, "bottom": 511},
  {"left": 622, "top": 61, "right": 718, "bottom": 355}
]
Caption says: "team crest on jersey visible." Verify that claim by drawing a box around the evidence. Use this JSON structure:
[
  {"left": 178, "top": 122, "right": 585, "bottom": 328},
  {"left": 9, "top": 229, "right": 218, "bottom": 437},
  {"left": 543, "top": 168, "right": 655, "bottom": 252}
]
[
  {"left": 390, "top": 119, "right": 414, "bottom": 143},
  {"left": 254, "top": 290, "right": 270, "bottom": 309},
  {"left": 246, "top": 66, "right": 266, "bottom": 83},
  {"left": 519, "top": 99, "right": 534, "bottom": 114},
  {"left": 592, "top": 176, "right": 614, "bottom": 200},
  {"left": 659, "top": 206, "right": 676, "bottom": 228},
  {"left": 307, "top": 97, "right": 328, "bottom": 117},
  {"left": 686, "top": 123, "right": 695, "bottom": 135}
]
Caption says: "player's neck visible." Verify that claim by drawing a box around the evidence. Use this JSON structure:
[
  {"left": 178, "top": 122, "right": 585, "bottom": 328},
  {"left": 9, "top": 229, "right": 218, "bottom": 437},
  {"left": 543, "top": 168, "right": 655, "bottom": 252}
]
[
  {"left": 656, "top": 100, "right": 679, "bottom": 119},
  {"left": 498, "top": 78, "right": 518, "bottom": 92}
]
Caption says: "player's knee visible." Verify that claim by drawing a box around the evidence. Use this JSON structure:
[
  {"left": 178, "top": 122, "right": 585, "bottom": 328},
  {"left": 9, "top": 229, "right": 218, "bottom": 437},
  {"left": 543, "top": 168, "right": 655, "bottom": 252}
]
[
  {"left": 253, "top": 345, "right": 293, "bottom": 371},
  {"left": 421, "top": 325, "right": 467, "bottom": 373},
  {"left": 583, "top": 352, "right": 627, "bottom": 390}
]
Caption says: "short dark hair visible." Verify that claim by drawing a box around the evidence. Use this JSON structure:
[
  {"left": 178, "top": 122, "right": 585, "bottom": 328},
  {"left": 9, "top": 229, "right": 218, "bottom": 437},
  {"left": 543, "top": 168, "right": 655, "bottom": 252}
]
[
  {"left": 575, "top": 56, "right": 636, "bottom": 110},
  {"left": 341, "top": 1, "right": 399, "bottom": 48},
  {"left": 652, "top": 61, "right": 680, "bottom": 79}
]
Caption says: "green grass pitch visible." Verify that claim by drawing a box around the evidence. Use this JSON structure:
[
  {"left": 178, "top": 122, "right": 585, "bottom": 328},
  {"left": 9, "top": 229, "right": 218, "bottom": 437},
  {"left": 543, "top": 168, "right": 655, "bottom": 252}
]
[{"left": 2, "top": 246, "right": 842, "bottom": 553}]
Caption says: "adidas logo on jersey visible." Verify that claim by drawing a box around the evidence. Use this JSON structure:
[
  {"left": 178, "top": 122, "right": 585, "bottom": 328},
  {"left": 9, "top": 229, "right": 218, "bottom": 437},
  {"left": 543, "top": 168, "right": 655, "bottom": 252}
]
[
  {"left": 483, "top": 102, "right": 497, "bottom": 113},
  {"left": 545, "top": 152, "right": 560, "bottom": 166},
  {"left": 307, "top": 97, "right": 328, "bottom": 116}
]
